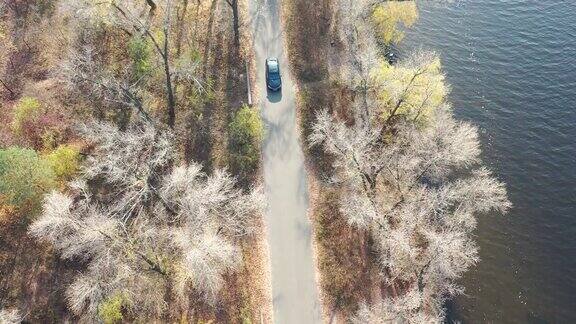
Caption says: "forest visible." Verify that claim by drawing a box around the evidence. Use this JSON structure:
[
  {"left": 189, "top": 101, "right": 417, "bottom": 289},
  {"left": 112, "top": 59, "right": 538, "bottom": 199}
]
[
  {"left": 0, "top": 0, "right": 510, "bottom": 323},
  {"left": 1, "top": 0, "right": 270, "bottom": 322}
]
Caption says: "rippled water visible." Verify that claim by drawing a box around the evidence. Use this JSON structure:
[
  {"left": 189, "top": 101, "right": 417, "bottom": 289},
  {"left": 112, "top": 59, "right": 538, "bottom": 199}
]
[{"left": 400, "top": 1, "right": 576, "bottom": 322}]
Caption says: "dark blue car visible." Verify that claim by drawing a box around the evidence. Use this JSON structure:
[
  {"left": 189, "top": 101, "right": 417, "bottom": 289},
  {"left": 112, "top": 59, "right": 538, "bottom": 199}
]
[{"left": 266, "top": 58, "right": 282, "bottom": 91}]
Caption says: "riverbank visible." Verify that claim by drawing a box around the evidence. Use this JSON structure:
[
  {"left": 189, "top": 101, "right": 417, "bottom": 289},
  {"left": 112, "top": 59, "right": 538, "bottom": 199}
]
[
  {"left": 281, "top": 0, "right": 515, "bottom": 322},
  {"left": 399, "top": 2, "right": 576, "bottom": 322}
]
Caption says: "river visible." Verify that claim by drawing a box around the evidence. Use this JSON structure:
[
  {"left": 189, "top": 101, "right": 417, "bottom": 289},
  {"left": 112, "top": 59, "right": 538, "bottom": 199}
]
[{"left": 399, "top": 1, "right": 576, "bottom": 322}]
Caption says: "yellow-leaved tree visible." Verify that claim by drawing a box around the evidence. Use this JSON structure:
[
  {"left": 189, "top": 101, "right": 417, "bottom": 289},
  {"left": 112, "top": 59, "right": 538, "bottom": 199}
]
[
  {"left": 372, "top": 1, "right": 419, "bottom": 45},
  {"left": 44, "top": 144, "right": 80, "bottom": 181},
  {"left": 372, "top": 51, "right": 448, "bottom": 125}
]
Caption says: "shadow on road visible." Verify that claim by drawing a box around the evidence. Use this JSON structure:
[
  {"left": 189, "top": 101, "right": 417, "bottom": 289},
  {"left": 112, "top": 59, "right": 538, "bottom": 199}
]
[{"left": 267, "top": 88, "right": 283, "bottom": 103}]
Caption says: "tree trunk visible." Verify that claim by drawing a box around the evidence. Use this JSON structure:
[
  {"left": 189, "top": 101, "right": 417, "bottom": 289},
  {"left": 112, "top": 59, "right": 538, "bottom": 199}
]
[
  {"left": 232, "top": 0, "right": 240, "bottom": 47},
  {"left": 0, "top": 78, "right": 16, "bottom": 99},
  {"left": 164, "top": 32, "right": 176, "bottom": 128},
  {"left": 227, "top": 0, "right": 240, "bottom": 47},
  {"left": 175, "top": 0, "right": 190, "bottom": 58},
  {"left": 172, "top": 0, "right": 189, "bottom": 97},
  {"left": 146, "top": 0, "right": 157, "bottom": 13},
  {"left": 202, "top": 0, "right": 219, "bottom": 78}
]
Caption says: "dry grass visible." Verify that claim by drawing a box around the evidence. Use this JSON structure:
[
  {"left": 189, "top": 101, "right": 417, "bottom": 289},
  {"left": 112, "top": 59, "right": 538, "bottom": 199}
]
[
  {"left": 312, "top": 188, "right": 381, "bottom": 322},
  {"left": 0, "top": 221, "right": 77, "bottom": 322}
]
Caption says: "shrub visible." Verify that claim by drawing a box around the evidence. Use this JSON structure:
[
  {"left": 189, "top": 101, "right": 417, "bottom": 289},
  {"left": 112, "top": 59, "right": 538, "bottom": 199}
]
[
  {"left": 8, "top": 97, "right": 69, "bottom": 150},
  {"left": 229, "top": 105, "right": 263, "bottom": 176},
  {"left": 11, "top": 97, "right": 41, "bottom": 135},
  {"left": 44, "top": 145, "right": 80, "bottom": 180},
  {"left": 0, "top": 147, "right": 56, "bottom": 216},
  {"left": 241, "top": 307, "right": 253, "bottom": 324},
  {"left": 128, "top": 37, "right": 153, "bottom": 81},
  {"left": 98, "top": 294, "right": 125, "bottom": 324},
  {"left": 40, "top": 128, "right": 66, "bottom": 151},
  {"left": 0, "top": 195, "right": 17, "bottom": 226}
]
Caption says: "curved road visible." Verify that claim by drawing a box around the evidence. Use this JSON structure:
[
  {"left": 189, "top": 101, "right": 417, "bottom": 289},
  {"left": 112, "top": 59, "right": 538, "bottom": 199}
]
[{"left": 249, "top": 0, "right": 322, "bottom": 323}]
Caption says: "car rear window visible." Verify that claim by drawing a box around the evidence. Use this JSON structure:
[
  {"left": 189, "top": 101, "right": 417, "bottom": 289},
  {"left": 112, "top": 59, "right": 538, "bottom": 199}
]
[{"left": 269, "top": 61, "right": 279, "bottom": 73}]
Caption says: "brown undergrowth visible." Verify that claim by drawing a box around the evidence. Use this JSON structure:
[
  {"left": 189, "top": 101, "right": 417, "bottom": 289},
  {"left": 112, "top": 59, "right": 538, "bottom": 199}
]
[
  {"left": 0, "top": 2, "right": 76, "bottom": 321},
  {"left": 0, "top": 0, "right": 271, "bottom": 322},
  {"left": 282, "top": 0, "right": 383, "bottom": 322}
]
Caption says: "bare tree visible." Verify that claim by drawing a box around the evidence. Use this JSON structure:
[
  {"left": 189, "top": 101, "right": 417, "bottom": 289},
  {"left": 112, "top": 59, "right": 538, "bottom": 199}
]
[
  {"left": 335, "top": 0, "right": 423, "bottom": 126},
  {"left": 352, "top": 288, "right": 436, "bottom": 324},
  {"left": 310, "top": 50, "right": 510, "bottom": 320},
  {"left": 60, "top": 46, "right": 153, "bottom": 123},
  {"left": 0, "top": 12, "right": 15, "bottom": 99},
  {"left": 59, "top": 0, "right": 203, "bottom": 128},
  {"left": 373, "top": 51, "right": 448, "bottom": 126},
  {"left": 336, "top": 0, "right": 381, "bottom": 124},
  {"left": 30, "top": 121, "right": 264, "bottom": 320},
  {"left": 0, "top": 309, "right": 21, "bottom": 324}
]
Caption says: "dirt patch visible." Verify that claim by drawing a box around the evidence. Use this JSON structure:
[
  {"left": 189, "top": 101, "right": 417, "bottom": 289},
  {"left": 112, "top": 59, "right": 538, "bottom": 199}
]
[{"left": 0, "top": 222, "right": 77, "bottom": 322}]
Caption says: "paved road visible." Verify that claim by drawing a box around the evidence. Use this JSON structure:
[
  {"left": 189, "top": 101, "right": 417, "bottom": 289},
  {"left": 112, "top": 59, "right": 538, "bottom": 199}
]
[{"left": 249, "top": 0, "right": 322, "bottom": 323}]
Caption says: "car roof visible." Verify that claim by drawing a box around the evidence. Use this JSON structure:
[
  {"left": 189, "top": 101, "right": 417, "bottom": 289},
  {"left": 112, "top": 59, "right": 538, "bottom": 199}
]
[{"left": 267, "top": 59, "right": 279, "bottom": 71}]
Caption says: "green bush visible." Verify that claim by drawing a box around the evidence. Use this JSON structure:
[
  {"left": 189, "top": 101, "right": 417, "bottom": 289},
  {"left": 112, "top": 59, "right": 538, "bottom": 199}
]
[
  {"left": 11, "top": 97, "right": 41, "bottom": 134},
  {"left": 98, "top": 294, "right": 125, "bottom": 324},
  {"left": 41, "top": 128, "right": 66, "bottom": 151},
  {"left": 128, "top": 37, "right": 152, "bottom": 80},
  {"left": 229, "top": 105, "right": 263, "bottom": 175},
  {"left": 240, "top": 307, "right": 253, "bottom": 324},
  {"left": 44, "top": 145, "right": 80, "bottom": 181},
  {"left": 0, "top": 147, "right": 56, "bottom": 215}
]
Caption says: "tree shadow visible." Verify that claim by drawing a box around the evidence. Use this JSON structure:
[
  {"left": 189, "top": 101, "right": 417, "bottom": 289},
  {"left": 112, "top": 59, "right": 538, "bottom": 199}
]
[{"left": 266, "top": 87, "right": 282, "bottom": 103}]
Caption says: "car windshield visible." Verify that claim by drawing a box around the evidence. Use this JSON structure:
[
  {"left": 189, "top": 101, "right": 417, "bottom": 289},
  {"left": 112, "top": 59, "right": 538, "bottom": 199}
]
[{"left": 268, "top": 61, "right": 279, "bottom": 74}]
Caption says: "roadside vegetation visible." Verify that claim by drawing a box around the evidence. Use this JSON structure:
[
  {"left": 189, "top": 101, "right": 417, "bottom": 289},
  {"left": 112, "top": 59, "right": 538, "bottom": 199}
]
[
  {"left": 0, "top": 0, "right": 270, "bottom": 322},
  {"left": 229, "top": 104, "right": 264, "bottom": 184},
  {"left": 284, "top": 0, "right": 510, "bottom": 322}
]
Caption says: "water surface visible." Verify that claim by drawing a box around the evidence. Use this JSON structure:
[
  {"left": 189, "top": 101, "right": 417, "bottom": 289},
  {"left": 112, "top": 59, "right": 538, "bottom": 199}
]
[{"left": 400, "top": 1, "right": 576, "bottom": 322}]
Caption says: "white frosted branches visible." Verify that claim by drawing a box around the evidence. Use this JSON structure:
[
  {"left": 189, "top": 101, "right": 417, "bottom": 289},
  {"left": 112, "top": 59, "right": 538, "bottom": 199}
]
[
  {"left": 0, "top": 309, "right": 22, "bottom": 324},
  {"left": 311, "top": 52, "right": 510, "bottom": 321},
  {"left": 30, "top": 122, "right": 264, "bottom": 320}
]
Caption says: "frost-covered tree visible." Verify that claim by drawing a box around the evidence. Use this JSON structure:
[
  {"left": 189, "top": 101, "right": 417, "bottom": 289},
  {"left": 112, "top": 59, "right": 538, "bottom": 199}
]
[
  {"left": 310, "top": 50, "right": 510, "bottom": 320},
  {"left": 30, "top": 121, "right": 264, "bottom": 321},
  {"left": 0, "top": 308, "right": 21, "bottom": 324}
]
